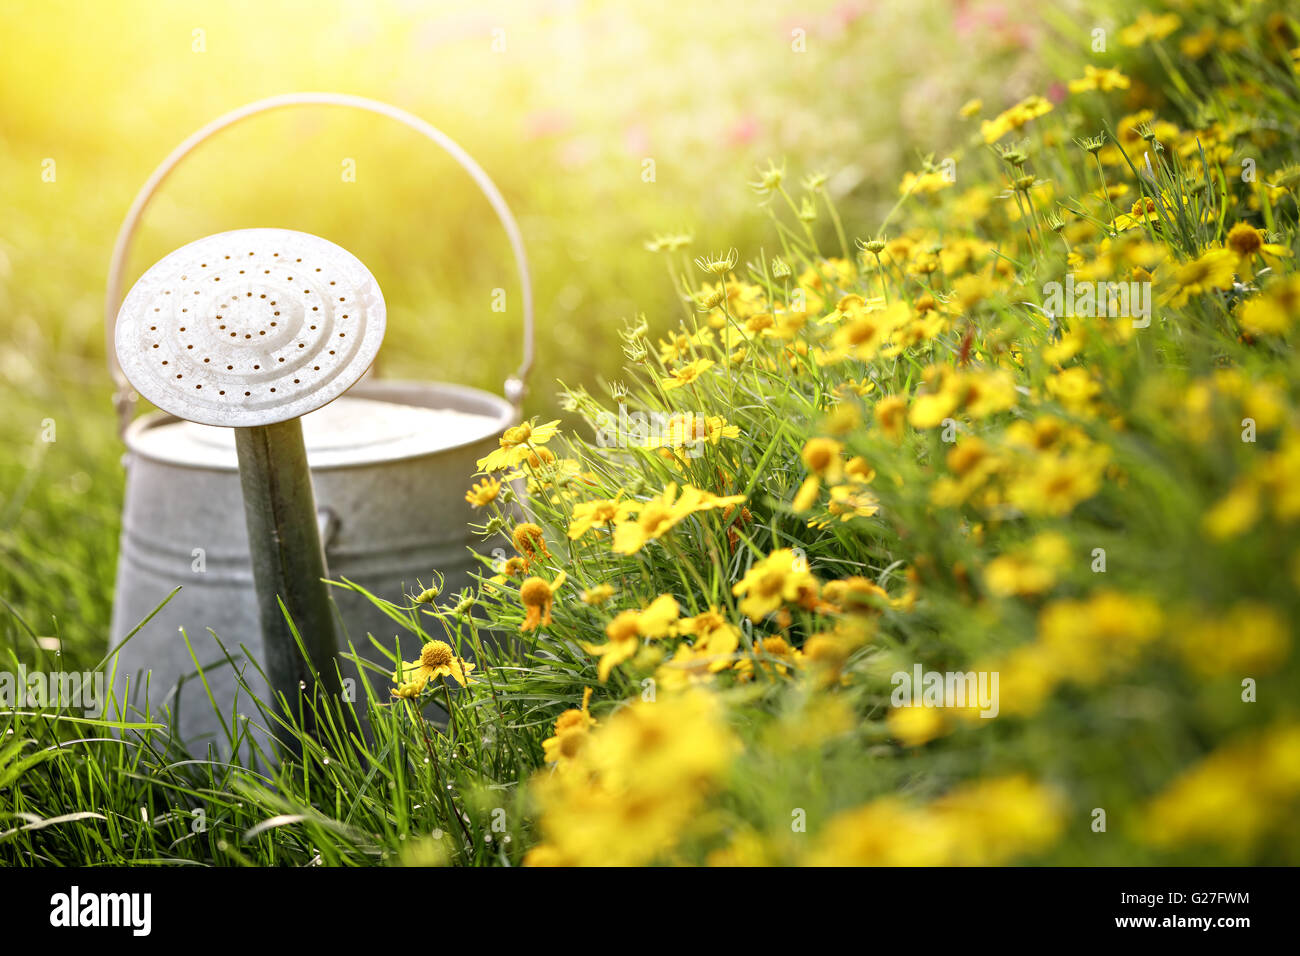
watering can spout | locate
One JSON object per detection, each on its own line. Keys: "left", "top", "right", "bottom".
{"left": 234, "top": 419, "right": 341, "bottom": 711}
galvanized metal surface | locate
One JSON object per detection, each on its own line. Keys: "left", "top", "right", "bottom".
{"left": 109, "top": 382, "right": 514, "bottom": 757}
{"left": 130, "top": 395, "right": 499, "bottom": 469}
{"left": 234, "top": 418, "right": 341, "bottom": 720}
{"left": 114, "top": 228, "right": 386, "bottom": 429}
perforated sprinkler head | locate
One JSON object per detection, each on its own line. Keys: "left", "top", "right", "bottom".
{"left": 114, "top": 228, "right": 385, "bottom": 427}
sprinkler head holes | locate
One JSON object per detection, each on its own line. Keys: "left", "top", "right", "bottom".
{"left": 114, "top": 228, "right": 386, "bottom": 428}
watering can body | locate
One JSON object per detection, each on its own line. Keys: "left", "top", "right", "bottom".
{"left": 104, "top": 94, "right": 534, "bottom": 755}
{"left": 110, "top": 381, "right": 513, "bottom": 753}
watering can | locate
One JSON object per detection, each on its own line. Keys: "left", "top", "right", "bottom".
{"left": 104, "top": 93, "right": 534, "bottom": 755}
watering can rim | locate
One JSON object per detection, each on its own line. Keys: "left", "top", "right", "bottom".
{"left": 122, "top": 379, "right": 516, "bottom": 473}
{"left": 105, "top": 92, "right": 535, "bottom": 439}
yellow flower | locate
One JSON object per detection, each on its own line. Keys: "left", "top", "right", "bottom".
{"left": 732, "top": 548, "right": 819, "bottom": 621}
{"left": 476, "top": 418, "right": 561, "bottom": 472}
{"left": 707, "top": 830, "right": 774, "bottom": 867}
{"left": 1203, "top": 480, "right": 1260, "bottom": 539}
{"left": 981, "top": 95, "right": 1053, "bottom": 144}
{"left": 792, "top": 475, "right": 821, "bottom": 513}
{"left": 580, "top": 583, "right": 615, "bottom": 605}
{"left": 982, "top": 643, "right": 1060, "bottom": 717}
{"left": 1046, "top": 366, "right": 1101, "bottom": 414}
{"left": 1225, "top": 222, "right": 1291, "bottom": 278}
{"left": 800, "top": 437, "right": 844, "bottom": 480}
{"left": 888, "top": 704, "right": 948, "bottom": 747}
{"left": 392, "top": 640, "right": 475, "bottom": 697}
{"left": 1111, "top": 195, "right": 1160, "bottom": 233}
{"left": 874, "top": 394, "right": 908, "bottom": 441}
{"left": 820, "top": 576, "right": 889, "bottom": 613}
{"left": 1037, "top": 590, "right": 1164, "bottom": 683}
{"left": 959, "top": 98, "right": 983, "bottom": 118}
{"left": 657, "top": 327, "right": 714, "bottom": 363}
{"left": 826, "top": 301, "right": 909, "bottom": 362}
{"left": 542, "top": 688, "right": 596, "bottom": 765}
{"left": 802, "top": 628, "right": 864, "bottom": 685}
{"left": 952, "top": 272, "right": 999, "bottom": 310}
{"left": 1239, "top": 275, "right": 1300, "bottom": 336}
{"left": 582, "top": 594, "right": 679, "bottom": 681}
{"left": 1068, "top": 64, "right": 1131, "bottom": 94}
{"left": 845, "top": 455, "right": 876, "bottom": 483}
{"left": 519, "top": 571, "right": 566, "bottom": 632}
{"left": 610, "top": 484, "right": 745, "bottom": 555}
{"left": 669, "top": 607, "right": 742, "bottom": 677}
{"left": 1180, "top": 26, "right": 1216, "bottom": 58}
{"left": 526, "top": 691, "right": 735, "bottom": 866}
{"left": 652, "top": 413, "right": 739, "bottom": 449}
{"left": 1162, "top": 249, "right": 1237, "bottom": 307}
{"left": 1142, "top": 724, "right": 1300, "bottom": 851}
{"left": 899, "top": 169, "right": 951, "bottom": 196}
{"left": 484, "top": 555, "right": 529, "bottom": 592}
{"left": 815, "top": 484, "right": 881, "bottom": 525}
{"left": 567, "top": 496, "right": 634, "bottom": 540}
{"left": 983, "top": 532, "right": 1071, "bottom": 597}
{"left": 520, "top": 844, "right": 572, "bottom": 867}
{"left": 1171, "top": 603, "right": 1290, "bottom": 677}
{"left": 661, "top": 357, "right": 715, "bottom": 389}
{"left": 734, "top": 635, "right": 805, "bottom": 681}
{"left": 910, "top": 368, "right": 1017, "bottom": 428}
{"left": 656, "top": 615, "right": 741, "bottom": 689}
{"left": 512, "top": 522, "right": 550, "bottom": 565}
{"left": 464, "top": 477, "right": 502, "bottom": 508}
{"left": 807, "top": 775, "right": 1063, "bottom": 865}
{"left": 1006, "top": 448, "right": 1108, "bottom": 517}
{"left": 1119, "top": 11, "right": 1181, "bottom": 47}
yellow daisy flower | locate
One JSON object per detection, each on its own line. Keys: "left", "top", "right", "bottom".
{"left": 1162, "top": 248, "right": 1237, "bottom": 307}
{"left": 464, "top": 477, "right": 502, "bottom": 508}
{"left": 661, "top": 357, "right": 715, "bottom": 390}
{"left": 582, "top": 594, "right": 679, "bottom": 681}
{"left": 475, "top": 418, "right": 561, "bottom": 472}
{"left": 392, "top": 640, "right": 476, "bottom": 697}
{"left": 519, "top": 571, "right": 566, "bottom": 632}
{"left": 732, "top": 548, "right": 819, "bottom": 621}
{"left": 1068, "top": 65, "right": 1131, "bottom": 94}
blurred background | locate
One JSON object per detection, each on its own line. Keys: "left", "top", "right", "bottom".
{"left": 0, "top": 0, "right": 1048, "bottom": 656}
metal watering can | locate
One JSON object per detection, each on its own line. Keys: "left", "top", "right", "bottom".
{"left": 105, "top": 93, "right": 533, "bottom": 754}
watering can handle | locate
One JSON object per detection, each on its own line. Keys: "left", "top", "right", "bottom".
{"left": 104, "top": 92, "right": 535, "bottom": 437}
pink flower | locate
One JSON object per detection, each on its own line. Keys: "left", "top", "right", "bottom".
{"left": 727, "top": 115, "right": 759, "bottom": 147}
{"left": 624, "top": 122, "right": 651, "bottom": 155}
{"left": 524, "top": 109, "right": 573, "bottom": 140}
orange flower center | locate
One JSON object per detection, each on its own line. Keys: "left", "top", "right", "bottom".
{"left": 420, "top": 641, "right": 453, "bottom": 669}
{"left": 1228, "top": 224, "right": 1263, "bottom": 257}
{"left": 520, "top": 577, "right": 553, "bottom": 607}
